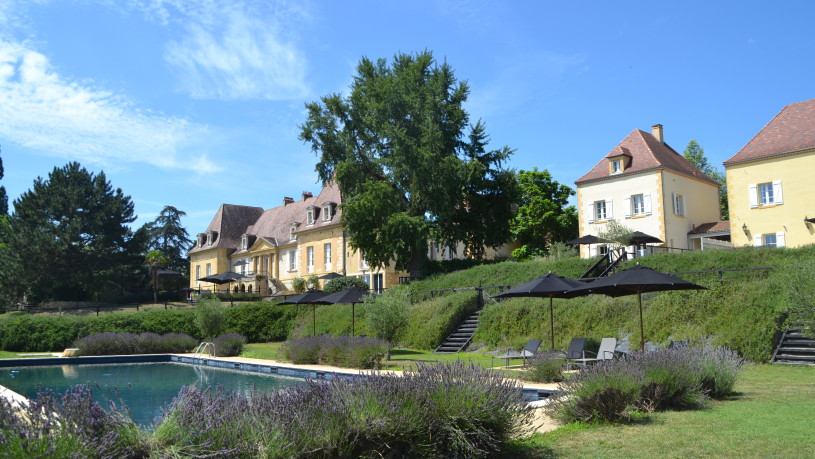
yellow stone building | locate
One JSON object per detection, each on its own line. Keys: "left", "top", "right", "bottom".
{"left": 575, "top": 124, "right": 724, "bottom": 258}
{"left": 724, "top": 98, "right": 815, "bottom": 248}
{"left": 189, "top": 182, "right": 402, "bottom": 294}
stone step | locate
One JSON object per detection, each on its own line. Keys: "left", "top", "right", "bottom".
{"left": 774, "top": 353, "right": 815, "bottom": 361}
{"left": 777, "top": 346, "right": 815, "bottom": 353}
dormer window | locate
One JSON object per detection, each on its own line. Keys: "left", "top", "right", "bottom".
{"left": 197, "top": 234, "right": 204, "bottom": 247}
{"left": 289, "top": 223, "right": 298, "bottom": 241}
{"left": 611, "top": 159, "right": 623, "bottom": 174}
{"left": 306, "top": 206, "right": 316, "bottom": 225}
{"left": 206, "top": 231, "right": 214, "bottom": 245}
{"left": 322, "top": 201, "right": 336, "bottom": 221}
{"left": 241, "top": 234, "right": 248, "bottom": 250}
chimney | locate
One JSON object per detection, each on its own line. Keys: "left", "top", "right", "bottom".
{"left": 302, "top": 191, "right": 313, "bottom": 201}
{"left": 283, "top": 196, "right": 294, "bottom": 206}
{"left": 651, "top": 124, "right": 664, "bottom": 143}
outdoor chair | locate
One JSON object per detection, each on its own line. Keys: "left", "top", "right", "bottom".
{"left": 491, "top": 339, "right": 542, "bottom": 368}
{"left": 668, "top": 340, "right": 688, "bottom": 350}
{"left": 567, "top": 337, "right": 617, "bottom": 369}
{"left": 564, "top": 337, "right": 588, "bottom": 370}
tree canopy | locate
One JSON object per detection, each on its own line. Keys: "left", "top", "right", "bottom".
{"left": 684, "top": 140, "right": 728, "bottom": 219}
{"left": 10, "top": 162, "right": 147, "bottom": 302}
{"left": 299, "top": 51, "right": 518, "bottom": 276}
{"left": 0, "top": 148, "right": 7, "bottom": 215}
{"left": 142, "top": 205, "right": 192, "bottom": 277}
{"left": 510, "top": 168, "right": 577, "bottom": 259}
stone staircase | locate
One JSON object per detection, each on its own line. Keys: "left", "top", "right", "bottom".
{"left": 772, "top": 327, "right": 815, "bottom": 365}
{"left": 435, "top": 310, "right": 481, "bottom": 353}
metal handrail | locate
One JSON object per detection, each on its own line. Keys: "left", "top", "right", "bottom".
{"left": 192, "top": 342, "right": 214, "bottom": 363}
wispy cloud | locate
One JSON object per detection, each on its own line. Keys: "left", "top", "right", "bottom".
{"left": 0, "top": 39, "right": 220, "bottom": 172}
{"left": 142, "top": 0, "right": 311, "bottom": 100}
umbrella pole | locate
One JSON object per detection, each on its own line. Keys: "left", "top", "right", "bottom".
{"left": 313, "top": 304, "right": 316, "bottom": 336}
{"left": 351, "top": 303, "right": 355, "bottom": 337}
{"left": 638, "top": 291, "right": 645, "bottom": 352}
{"left": 549, "top": 296, "right": 555, "bottom": 351}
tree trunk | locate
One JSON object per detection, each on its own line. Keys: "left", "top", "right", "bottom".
{"left": 408, "top": 248, "right": 423, "bottom": 279}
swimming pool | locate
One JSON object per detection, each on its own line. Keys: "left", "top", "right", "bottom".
{"left": 0, "top": 362, "right": 308, "bottom": 426}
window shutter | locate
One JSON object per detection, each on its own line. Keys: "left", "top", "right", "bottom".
{"left": 588, "top": 203, "right": 595, "bottom": 224}
{"left": 748, "top": 184, "right": 758, "bottom": 208}
{"left": 624, "top": 196, "right": 631, "bottom": 218}
{"left": 682, "top": 195, "right": 687, "bottom": 217}
{"left": 776, "top": 232, "right": 786, "bottom": 248}
{"left": 644, "top": 193, "right": 652, "bottom": 215}
{"left": 589, "top": 244, "right": 597, "bottom": 257}
{"left": 773, "top": 180, "right": 783, "bottom": 204}
{"left": 671, "top": 192, "right": 676, "bottom": 214}
{"left": 753, "top": 235, "right": 762, "bottom": 247}
{"left": 606, "top": 199, "right": 614, "bottom": 220}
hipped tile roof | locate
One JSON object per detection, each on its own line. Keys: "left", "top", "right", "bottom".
{"left": 576, "top": 129, "right": 719, "bottom": 186}
{"left": 688, "top": 220, "right": 730, "bottom": 235}
{"left": 189, "top": 181, "right": 342, "bottom": 255}
{"left": 724, "top": 98, "right": 815, "bottom": 166}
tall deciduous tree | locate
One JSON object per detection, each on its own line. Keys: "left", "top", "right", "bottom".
{"left": 299, "top": 51, "right": 518, "bottom": 276}
{"left": 684, "top": 140, "right": 728, "bottom": 219}
{"left": 10, "top": 162, "right": 146, "bottom": 302}
{"left": 510, "top": 168, "right": 577, "bottom": 259}
{"left": 0, "top": 147, "right": 7, "bottom": 215}
{"left": 142, "top": 205, "right": 192, "bottom": 276}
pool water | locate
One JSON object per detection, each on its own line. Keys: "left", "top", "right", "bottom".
{"left": 0, "top": 362, "right": 308, "bottom": 426}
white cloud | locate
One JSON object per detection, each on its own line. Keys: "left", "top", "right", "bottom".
{"left": 0, "top": 39, "right": 220, "bottom": 172}
{"left": 142, "top": 0, "right": 311, "bottom": 100}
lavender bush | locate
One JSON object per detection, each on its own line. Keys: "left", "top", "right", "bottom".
{"left": 629, "top": 348, "right": 706, "bottom": 411}
{"left": 687, "top": 345, "right": 744, "bottom": 398}
{"left": 212, "top": 333, "right": 247, "bottom": 357}
{"left": 153, "top": 361, "right": 533, "bottom": 457}
{"left": 73, "top": 332, "right": 197, "bottom": 355}
{"left": 282, "top": 335, "right": 389, "bottom": 369}
{"left": 525, "top": 351, "right": 566, "bottom": 383}
{"left": 0, "top": 385, "right": 148, "bottom": 458}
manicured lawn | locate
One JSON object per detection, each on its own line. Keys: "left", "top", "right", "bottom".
{"left": 240, "top": 342, "right": 286, "bottom": 360}
{"left": 0, "top": 350, "right": 56, "bottom": 359}
{"left": 507, "top": 364, "right": 815, "bottom": 458}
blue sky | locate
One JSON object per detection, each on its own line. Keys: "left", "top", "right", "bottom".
{"left": 2, "top": 0, "right": 814, "bottom": 235}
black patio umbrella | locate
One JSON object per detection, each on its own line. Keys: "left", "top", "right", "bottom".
{"left": 629, "top": 231, "right": 663, "bottom": 245}
{"left": 492, "top": 272, "right": 587, "bottom": 350}
{"left": 313, "top": 287, "right": 370, "bottom": 337}
{"left": 199, "top": 271, "right": 248, "bottom": 293}
{"left": 318, "top": 272, "right": 344, "bottom": 280}
{"left": 571, "top": 264, "right": 706, "bottom": 351}
{"left": 565, "top": 235, "right": 610, "bottom": 245}
{"left": 279, "top": 290, "right": 327, "bottom": 336}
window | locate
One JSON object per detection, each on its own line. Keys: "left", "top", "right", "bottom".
{"left": 749, "top": 181, "right": 783, "bottom": 208}
{"left": 322, "top": 202, "right": 335, "bottom": 221}
{"left": 611, "top": 159, "right": 623, "bottom": 174}
{"left": 306, "top": 207, "right": 316, "bottom": 225}
{"left": 307, "top": 246, "right": 314, "bottom": 273}
{"left": 372, "top": 273, "right": 384, "bottom": 293}
{"left": 196, "top": 265, "right": 200, "bottom": 280}
{"left": 288, "top": 249, "right": 297, "bottom": 271}
{"left": 763, "top": 233, "right": 777, "bottom": 247}
{"left": 324, "top": 243, "right": 332, "bottom": 269}
{"left": 360, "top": 254, "right": 369, "bottom": 270}
{"left": 595, "top": 200, "right": 607, "bottom": 221}
{"left": 673, "top": 193, "right": 685, "bottom": 217}
{"left": 206, "top": 232, "right": 212, "bottom": 245}
{"left": 241, "top": 235, "right": 248, "bottom": 250}
{"left": 206, "top": 263, "right": 211, "bottom": 276}
{"left": 289, "top": 224, "right": 297, "bottom": 241}
{"left": 755, "top": 232, "right": 785, "bottom": 248}
{"left": 197, "top": 234, "right": 204, "bottom": 247}
{"left": 632, "top": 194, "right": 645, "bottom": 216}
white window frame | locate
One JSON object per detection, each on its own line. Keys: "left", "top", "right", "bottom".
{"left": 673, "top": 193, "right": 686, "bottom": 217}
{"left": 288, "top": 249, "right": 297, "bottom": 271}
{"left": 306, "top": 207, "right": 316, "bottom": 225}
{"left": 196, "top": 265, "right": 201, "bottom": 280}
{"left": 759, "top": 182, "right": 774, "bottom": 206}
{"left": 611, "top": 159, "right": 623, "bottom": 174}
{"left": 289, "top": 224, "right": 297, "bottom": 241}
{"left": 595, "top": 200, "right": 607, "bottom": 221}
{"left": 206, "top": 263, "right": 211, "bottom": 276}
{"left": 632, "top": 194, "right": 645, "bottom": 216}
{"left": 322, "top": 204, "right": 333, "bottom": 221}
{"left": 307, "top": 246, "right": 314, "bottom": 273}
{"left": 324, "top": 243, "right": 332, "bottom": 270}
{"left": 763, "top": 233, "right": 777, "bottom": 247}
{"left": 206, "top": 232, "right": 213, "bottom": 245}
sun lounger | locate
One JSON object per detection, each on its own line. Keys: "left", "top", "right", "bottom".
{"left": 567, "top": 337, "right": 617, "bottom": 369}
{"left": 492, "top": 339, "right": 542, "bottom": 368}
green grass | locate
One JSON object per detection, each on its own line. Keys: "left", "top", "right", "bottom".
{"left": 508, "top": 364, "right": 815, "bottom": 458}
{"left": 240, "top": 342, "right": 286, "bottom": 360}
{"left": 0, "top": 350, "right": 57, "bottom": 359}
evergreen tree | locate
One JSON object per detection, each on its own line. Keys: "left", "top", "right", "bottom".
{"left": 10, "top": 162, "right": 146, "bottom": 302}
{"left": 684, "top": 140, "right": 728, "bottom": 219}
{"left": 143, "top": 205, "right": 192, "bottom": 276}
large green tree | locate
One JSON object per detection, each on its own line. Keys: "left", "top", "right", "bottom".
{"left": 510, "top": 168, "right": 577, "bottom": 259}
{"left": 10, "top": 162, "right": 146, "bottom": 302}
{"left": 0, "top": 149, "right": 22, "bottom": 310}
{"left": 299, "top": 51, "right": 518, "bottom": 276}
{"left": 142, "top": 205, "right": 192, "bottom": 276}
{"left": 684, "top": 140, "right": 728, "bottom": 219}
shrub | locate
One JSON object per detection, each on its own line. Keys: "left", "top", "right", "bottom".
{"left": 365, "top": 291, "right": 409, "bottom": 343}
{"left": 401, "top": 291, "right": 479, "bottom": 349}
{"left": 629, "top": 349, "right": 707, "bottom": 411}
{"left": 212, "top": 333, "right": 247, "bottom": 357}
{"left": 73, "top": 332, "right": 198, "bottom": 356}
{"left": 525, "top": 351, "right": 565, "bottom": 383}
{"left": 688, "top": 345, "right": 744, "bottom": 398}
{"left": 194, "top": 297, "right": 226, "bottom": 340}
{"left": 547, "top": 359, "right": 644, "bottom": 423}
{"left": 226, "top": 301, "right": 299, "bottom": 342}
{"left": 281, "top": 335, "right": 388, "bottom": 369}
{"left": 154, "top": 361, "right": 533, "bottom": 457}
{"left": 291, "top": 277, "right": 307, "bottom": 293}
{"left": 0, "top": 385, "right": 149, "bottom": 458}
{"left": 323, "top": 275, "right": 369, "bottom": 294}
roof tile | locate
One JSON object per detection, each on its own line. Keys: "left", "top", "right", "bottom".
{"left": 724, "top": 98, "right": 815, "bottom": 165}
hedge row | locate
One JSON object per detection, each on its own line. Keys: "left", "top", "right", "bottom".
{"left": 0, "top": 302, "right": 300, "bottom": 352}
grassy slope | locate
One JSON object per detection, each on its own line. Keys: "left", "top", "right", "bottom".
{"left": 403, "top": 246, "right": 814, "bottom": 361}
{"left": 508, "top": 364, "right": 815, "bottom": 458}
